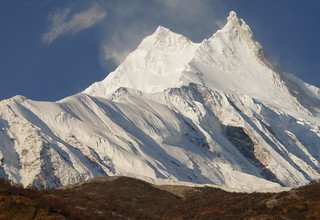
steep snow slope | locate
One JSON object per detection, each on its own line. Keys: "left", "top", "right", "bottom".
{"left": 0, "top": 85, "right": 319, "bottom": 190}
{"left": 0, "top": 11, "right": 319, "bottom": 190}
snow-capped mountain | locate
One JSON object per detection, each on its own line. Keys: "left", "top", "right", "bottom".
{"left": 0, "top": 11, "right": 319, "bottom": 190}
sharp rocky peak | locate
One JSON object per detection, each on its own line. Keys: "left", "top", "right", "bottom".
{"left": 215, "top": 11, "right": 269, "bottom": 67}
{"left": 219, "top": 11, "right": 253, "bottom": 38}
{"left": 227, "top": 11, "right": 241, "bottom": 24}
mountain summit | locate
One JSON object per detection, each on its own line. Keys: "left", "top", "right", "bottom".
{"left": 0, "top": 11, "right": 319, "bottom": 190}
{"left": 84, "top": 11, "right": 319, "bottom": 115}
{"left": 84, "top": 10, "right": 263, "bottom": 96}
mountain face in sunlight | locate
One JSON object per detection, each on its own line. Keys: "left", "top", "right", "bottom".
{"left": 0, "top": 11, "right": 319, "bottom": 191}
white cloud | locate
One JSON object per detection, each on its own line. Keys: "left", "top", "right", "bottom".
{"left": 103, "top": 48, "right": 131, "bottom": 66}
{"left": 42, "top": 4, "right": 107, "bottom": 44}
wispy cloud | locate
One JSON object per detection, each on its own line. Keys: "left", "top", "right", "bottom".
{"left": 42, "top": 4, "right": 107, "bottom": 44}
{"left": 100, "top": 22, "right": 152, "bottom": 66}
{"left": 42, "top": 1, "right": 224, "bottom": 67}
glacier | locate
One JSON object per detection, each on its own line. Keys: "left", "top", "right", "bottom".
{"left": 0, "top": 11, "right": 319, "bottom": 191}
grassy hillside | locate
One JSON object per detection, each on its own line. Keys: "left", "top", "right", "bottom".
{"left": 0, "top": 176, "right": 319, "bottom": 219}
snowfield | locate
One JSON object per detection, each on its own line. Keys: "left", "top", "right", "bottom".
{"left": 0, "top": 11, "right": 319, "bottom": 191}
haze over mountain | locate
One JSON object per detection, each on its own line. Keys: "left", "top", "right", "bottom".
{"left": 0, "top": 12, "right": 319, "bottom": 191}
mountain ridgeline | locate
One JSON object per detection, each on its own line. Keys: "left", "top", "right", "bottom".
{"left": 0, "top": 11, "right": 319, "bottom": 190}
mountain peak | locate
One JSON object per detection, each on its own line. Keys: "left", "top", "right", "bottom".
{"left": 2, "top": 11, "right": 320, "bottom": 191}
{"left": 84, "top": 11, "right": 297, "bottom": 110}
{"left": 84, "top": 11, "right": 273, "bottom": 99}
{"left": 227, "top": 10, "right": 238, "bottom": 22}
{"left": 150, "top": 26, "right": 177, "bottom": 40}
{"left": 149, "top": 26, "right": 194, "bottom": 47}
{"left": 225, "top": 10, "right": 245, "bottom": 31}
{"left": 155, "top": 25, "right": 170, "bottom": 34}
{"left": 216, "top": 10, "right": 269, "bottom": 67}
{"left": 137, "top": 25, "right": 194, "bottom": 52}
{"left": 222, "top": 11, "right": 249, "bottom": 34}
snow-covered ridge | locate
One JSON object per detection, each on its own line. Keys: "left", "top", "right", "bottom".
{"left": 1, "top": 84, "right": 319, "bottom": 190}
{"left": 0, "top": 11, "right": 319, "bottom": 191}
{"left": 84, "top": 11, "right": 320, "bottom": 117}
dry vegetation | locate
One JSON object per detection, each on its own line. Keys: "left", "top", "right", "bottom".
{"left": 0, "top": 177, "right": 319, "bottom": 219}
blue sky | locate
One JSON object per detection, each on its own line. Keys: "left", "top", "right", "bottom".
{"left": 1, "top": 1, "right": 320, "bottom": 101}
